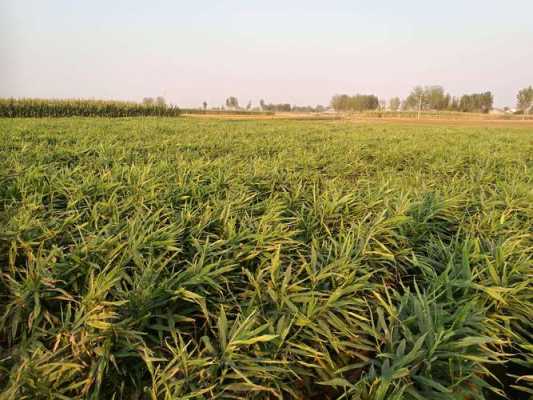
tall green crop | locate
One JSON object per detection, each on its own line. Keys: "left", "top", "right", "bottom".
{"left": 0, "top": 98, "right": 181, "bottom": 117}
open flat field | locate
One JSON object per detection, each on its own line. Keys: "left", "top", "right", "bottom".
{"left": 0, "top": 117, "right": 532, "bottom": 399}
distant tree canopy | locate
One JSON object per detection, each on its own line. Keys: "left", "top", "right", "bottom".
{"left": 256, "top": 101, "right": 325, "bottom": 113}
{"left": 404, "top": 86, "right": 451, "bottom": 111}
{"left": 155, "top": 96, "right": 166, "bottom": 107}
{"left": 458, "top": 92, "right": 493, "bottom": 113}
{"left": 401, "top": 86, "right": 493, "bottom": 113}
{"left": 389, "top": 97, "right": 401, "bottom": 111}
{"left": 330, "top": 94, "right": 379, "bottom": 112}
{"left": 517, "top": 86, "right": 533, "bottom": 113}
{"left": 291, "top": 105, "right": 326, "bottom": 113}
{"left": 259, "top": 100, "right": 291, "bottom": 112}
{"left": 143, "top": 97, "right": 167, "bottom": 108}
{"left": 225, "top": 96, "right": 239, "bottom": 109}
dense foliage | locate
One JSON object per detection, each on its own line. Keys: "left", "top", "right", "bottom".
{"left": 403, "top": 86, "right": 450, "bottom": 111}
{"left": 0, "top": 117, "right": 532, "bottom": 399}
{"left": 517, "top": 86, "right": 533, "bottom": 113}
{"left": 290, "top": 105, "right": 326, "bottom": 113}
{"left": 402, "top": 87, "right": 494, "bottom": 114}
{"left": 0, "top": 98, "right": 181, "bottom": 118}
{"left": 256, "top": 100, "right": 293, "bottom": 112}
{"left": 458, "top": 92, "right": 494, "bottom": 114}
{"left": 331, "top": 94, "right": 380, "bottom": 112}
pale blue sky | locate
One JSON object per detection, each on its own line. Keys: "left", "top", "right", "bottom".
{"left": 1, "top": 0, "right": 532, "bottom": 108}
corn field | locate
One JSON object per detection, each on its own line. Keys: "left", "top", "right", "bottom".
{"left": 0, "top": 117, "right": 532, "bottom": 399}
{"left": 0, "top": 98, "right": 181, "bottom": 118}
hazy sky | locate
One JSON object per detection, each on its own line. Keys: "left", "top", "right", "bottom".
{"left": 1, "top": 0, "right": 532, "bottom": 108}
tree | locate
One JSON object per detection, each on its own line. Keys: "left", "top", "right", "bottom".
{"left": 426, "top": 87, "right": 450, "bottom": 110}
{"left": 448, "top": 97, "right": 460, "bottom": 111}
{"left": 291, "top": 104, "right": 326, "bottom": 113}
{"left": 142, "top": 97, "right": 155, "bottom": 106}
{"left": 404, "top": 86, "right": 425, "bottom": 110}
{"left": 260, "top": 101, "right": 291, "bottom": 112}
{"left": 404, "top": 86, "right": 450, "bottom": 111}
{"left": 246, "top": 101, "right": 252, "bottom": 110}
{"left": 517, "top": 86, "right": 533, "bottom": 114}
{"left": 259, "top": 99, "right": 265, "bottom": 110}
{"left": 155, "top": 96, "right": 166, "bottom": 107}
{"left": 330, "top": 95, "right": 350, "bottom": 111}
{"left": 202, "top": 101, "right": 207, "bottom": 110}
{"left": 225, "top": 97, "right": 239, "bottom": 109}
{"left": 330, "top": 94, "right": 379, "bottom": 112}
{"left": 459, "top": 92, "right": 493, "bottom": 113}
{"left": 389, "top": 97, "right": 401, "bottom": 111}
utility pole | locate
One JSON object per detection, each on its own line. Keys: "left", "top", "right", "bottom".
{"left": 417, "top": 93, "right": 423, "bottom": 120}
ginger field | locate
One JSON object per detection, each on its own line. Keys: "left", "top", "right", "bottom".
{"left": 0, "top": 117, "right": 532, "bottom": 399}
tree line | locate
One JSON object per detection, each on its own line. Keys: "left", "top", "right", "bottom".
{"left": 3, "top": 86, "right": 531, "bottom": 118}
{"left": 401, "top": 86, "right": 493, "bottom": 113}
{"left": 330, "top": 86, "right": 533, "bottom": 114}
{"left": 330, "top": 94, "right": 379, "bottom": 112}
{"left": 217, "top": 97, "right": 325, "bottom": 113}
{"left": 218, "top": 86, "right": 533, "bottom": 115}
{"left": 171, "top": 87, "right": 533, "bottom": 115}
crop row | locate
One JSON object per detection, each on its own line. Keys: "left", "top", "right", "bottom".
{"left": 0, "top": 118, "right": 532, "bottom": 399}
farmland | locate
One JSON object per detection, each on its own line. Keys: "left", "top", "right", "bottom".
{"left": 0, "top": 117, "right": 532, "bottom": 399}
